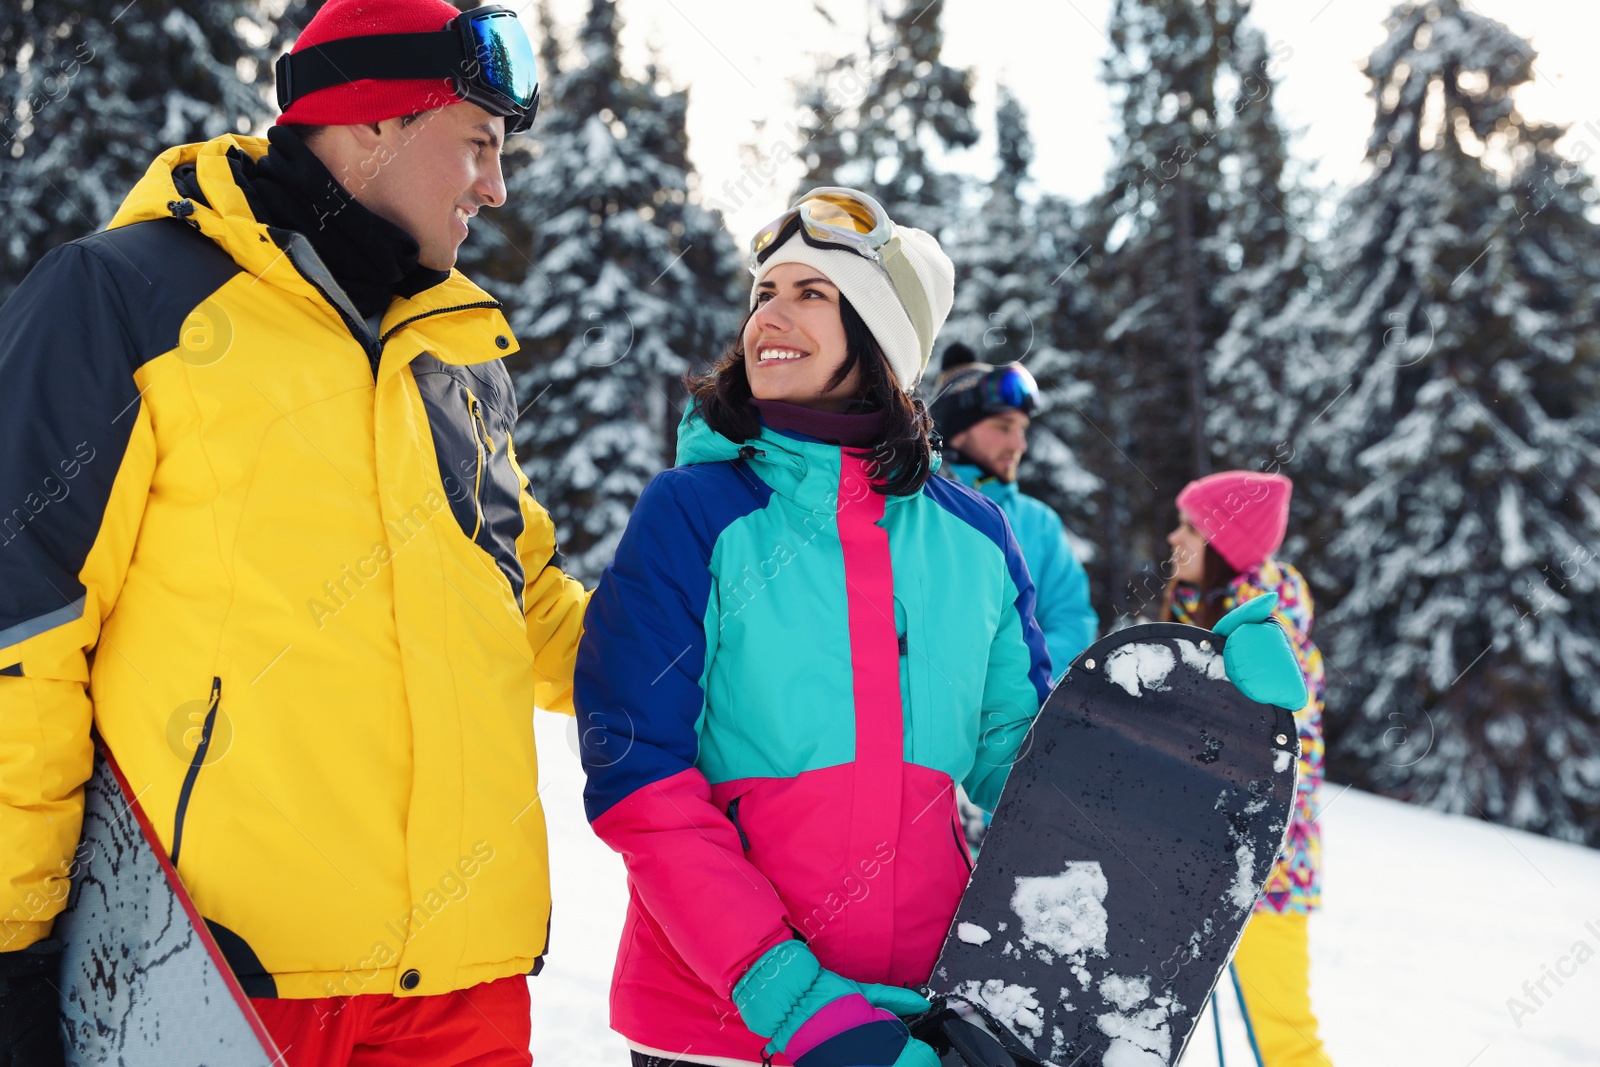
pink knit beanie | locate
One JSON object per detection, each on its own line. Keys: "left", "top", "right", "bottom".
{"left": 1176, "top": 471, "right": 1293, "bottom": 572}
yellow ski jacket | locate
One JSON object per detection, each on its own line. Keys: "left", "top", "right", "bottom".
{"left": 0, "top": 135, "right": 587, "bottom": 1000}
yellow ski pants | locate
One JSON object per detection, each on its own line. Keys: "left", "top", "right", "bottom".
{"left": 1231, "top": 911, "right": 1334, "bottom": 1067}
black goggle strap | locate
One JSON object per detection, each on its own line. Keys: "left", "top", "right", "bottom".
{"left": 276, "top": 31, "right": 488, "bottom": 113}
{"left": 877, "top": 234, "right": 935, "bottom": 370}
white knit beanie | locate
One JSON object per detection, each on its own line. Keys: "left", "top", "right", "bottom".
{"left": 748, "top": 225, "right": 955, "bottom": 392}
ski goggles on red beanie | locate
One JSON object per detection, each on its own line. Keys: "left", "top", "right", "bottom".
{"left": 276, "top": 2, "right": 539, "bottom": 133}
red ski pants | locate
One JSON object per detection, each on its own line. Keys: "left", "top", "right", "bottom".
{"left": 251, "top": 974, "right": 533, "bottom": 1067}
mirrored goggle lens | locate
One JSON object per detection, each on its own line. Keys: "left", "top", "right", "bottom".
{"left": 798, "top": 194, "right": 880, "bottom": 236}
{"left": 991, "top": 364, "right": 1039, "bottom": 410}
{"left": 750, "top": 191, "right": 886, "bottom": 270}
{"left": 751, "top": 215, "right": 791, "bottom": 258}
{"left": 468, "top": 11, "right": 538, "bottom": 109}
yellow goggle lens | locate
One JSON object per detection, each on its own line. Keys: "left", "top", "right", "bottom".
{"left": 799, "top": 195, "right": 879, "bottom": 234}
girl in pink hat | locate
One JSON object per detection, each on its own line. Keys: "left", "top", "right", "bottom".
{"left": 1163, "top": 471, "right": 1334, "bottom": 1067}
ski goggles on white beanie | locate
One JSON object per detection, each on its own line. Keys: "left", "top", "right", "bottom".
{"left": 748, "top": 188, "right": 955, "bottom": 391}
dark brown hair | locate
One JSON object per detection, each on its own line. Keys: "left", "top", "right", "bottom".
{"left": 686, "top": 271, "right": 936, "bottom": 497}
{"left": 1161, "top": 542, "right": 1239, "bottom": 629}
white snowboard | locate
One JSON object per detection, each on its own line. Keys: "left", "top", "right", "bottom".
{"left": 55, "top": 744, "right": 279, "bottom": 1065}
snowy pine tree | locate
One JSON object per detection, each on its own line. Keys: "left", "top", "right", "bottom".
{"left": 495, "top": 0, "right": 741, "bottom": 582}
{"left": 1066, "top": 0, "right": 1300, "bottom": 617}
{"left": 942, "top": 86, "right": 1099, "bottom": 554}
{"left": 1043, "top": 191, "right": 1153, "bottom": 618}
{"left": 1293, "top": 0, "right": 1600, "bottom": 844}
{"left": 0, "top": 0, "right": 276, "bottom": 300}
{"left": 788, "top": 50, "right": 861, "bottom": 205}
{"left": 1205, "top": 24, "right": 1318, "bottom": 474}
{"left": 943, "top": 86, "right": 1045, "bottom": 363}
{"left": 1096, "top": 0, "right": 1240, "bottom": 483}
{"left": 792, "top": 0, "right": 976, "bottom": 238}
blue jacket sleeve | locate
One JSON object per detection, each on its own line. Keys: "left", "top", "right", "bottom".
{"left": 573, "top": 467, "right": 794, "bottom": 997}
{"left": 574, "top": 469, "right": 719, "bottom": 822}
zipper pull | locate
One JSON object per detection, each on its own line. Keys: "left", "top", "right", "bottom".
{"left": 467, "top": 393, "right": 497, "bottom": 454}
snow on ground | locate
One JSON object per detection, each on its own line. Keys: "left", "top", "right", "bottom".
{"left": 1182, "top": 785, "right": 1600, "bottom": 1067}
{"left": 527, "top": 712, "right": 630, "bottom": 1064}
{"left": 530, "top": 711, "right": 1600, "bottom": 1067}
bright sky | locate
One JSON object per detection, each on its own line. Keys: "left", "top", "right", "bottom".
{"left": 534, "top": 0, "right": 1600, "bottom": 242}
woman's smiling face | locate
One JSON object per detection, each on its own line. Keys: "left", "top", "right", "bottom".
{"left": 743, "top": 262, "right": 861, "bottom": 412}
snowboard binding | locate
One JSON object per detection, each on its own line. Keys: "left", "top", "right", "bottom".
{"left": 908, "top": 995, "right": 1050, "bottom": 1067}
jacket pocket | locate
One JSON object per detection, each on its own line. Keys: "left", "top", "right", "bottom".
{"left": 951, "top": 806, "right": 975, "bottom": 874}
{"left": 726, "top": 796, "right": 751, "bottom": 852}
{"left": 171, "top": 676, "right": 222, "bottom": 867}
{"left": 894, "top": 580, "right": 935, "bottom": 763}
{"left": 412, "top": 357, "right": 528, "bottom": 605}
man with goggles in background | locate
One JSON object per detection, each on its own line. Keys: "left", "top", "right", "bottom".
{"left": 930, "top": 346, "right": 1098, "bottom": 683}
{"left": 0, "top": 1, "right": 581, "bottom": 1064}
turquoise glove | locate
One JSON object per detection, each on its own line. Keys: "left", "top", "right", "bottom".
{"left": 731, "top": 940, "right": 934, "bottom": 1061}
{"left": 891, "top": 1038, "right": 941, "bottom": 1066}
{"left": 1213, "top": 593, "right": 1309, "bottom": 711}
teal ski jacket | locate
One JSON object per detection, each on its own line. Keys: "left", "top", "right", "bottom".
{"left": 574, "top": 413, "right": 1051, "bottom": 1064}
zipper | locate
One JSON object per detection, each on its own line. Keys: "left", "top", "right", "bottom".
{"left": 275, "top": 229, "right": 501, "bottom": 376}
{"left": 727, "top": 797, "right": 751, "bottom": 851}
{"left": 277, "top": 232, "right": 383, "bottom": 374}
{"left": 465, "top": 389, "right": 496, "bottom": 540}
{"left": 171, "top": 676, "right": 222, "bottom": 867}
{"left": 466, "top": 389, "right": 497, "bottom": 540}
{"left": 951, "top": 810, "right": 975, "bottom": 873}
{"left": 466, "top": 391, "right": 498, "bottom": 455}
{"left": 378, "top": 301, "right": 501, "bottom": 347}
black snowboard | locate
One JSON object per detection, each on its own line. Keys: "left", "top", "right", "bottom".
{"left": 55, "top": 742, "right": 280, "bottom": 1065}
{"left": 917, "top": 623, "right": 1298, "bottom": 1067}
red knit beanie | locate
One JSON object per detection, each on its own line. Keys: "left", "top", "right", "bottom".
{"left": 277, "top": 0, "right": 466, "bottom": 126}
{"left": 1176, "top": 471, "right": 1293, "bottom": 573}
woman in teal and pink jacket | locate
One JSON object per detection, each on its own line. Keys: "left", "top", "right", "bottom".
{"left": 574, "top": 191, "right": 1050, "bottom": 1067}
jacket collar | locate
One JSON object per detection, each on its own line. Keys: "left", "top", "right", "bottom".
{"left": 244, "top": 125, "right": 447, "bottom": 321}
{"left": 108, "top": 136, "right": 517, "bottom": 375}
{"left": 675, "top": 410, "right": 934, "bottom": 514}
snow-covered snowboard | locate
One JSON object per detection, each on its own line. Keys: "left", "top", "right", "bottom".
{"left": 55, "top": 742, "right": 280, "bottom": 1065}
{"left": 915, "top": 622, "right": 1299, "bottom": 1067}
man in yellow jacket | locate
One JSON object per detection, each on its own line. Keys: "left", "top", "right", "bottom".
{"left": 0, "top": 1, "right": 585, "bottom": 1062}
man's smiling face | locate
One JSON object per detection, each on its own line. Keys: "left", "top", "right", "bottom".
{"left": 330, "top": 101, "right": 508, "bottom": 270}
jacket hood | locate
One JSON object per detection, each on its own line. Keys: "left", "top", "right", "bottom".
{"left": 107, "top": 135, "right": 500, "bottom": 321}
{"left": 111, "top": 136, "right": 288, "bottom": 281}
{"left": 676, "top": 408, "right": 817, "bottom": 506}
